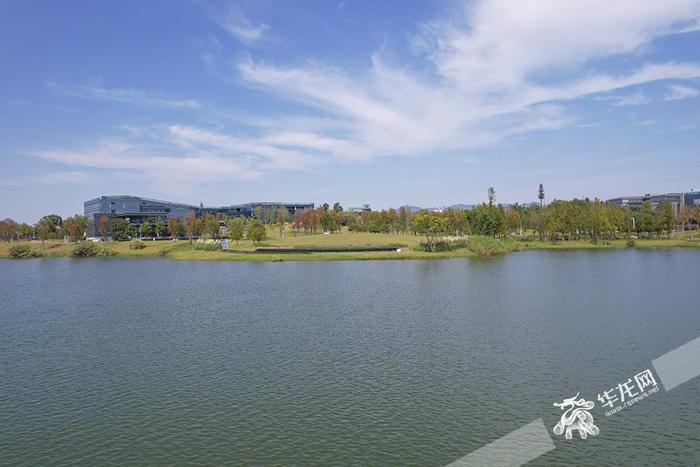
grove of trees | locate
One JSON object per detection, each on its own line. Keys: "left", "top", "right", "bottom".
{"left": 3, "top": 193, "right": 700, "bottom": 247}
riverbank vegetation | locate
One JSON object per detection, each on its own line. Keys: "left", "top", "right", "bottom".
{"left": 2, "top": 188, "right": 700, "bottom": 261}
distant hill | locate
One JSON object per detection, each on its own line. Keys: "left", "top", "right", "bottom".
{"left": 448, "top": 204, "right": 473, "bottom": 210}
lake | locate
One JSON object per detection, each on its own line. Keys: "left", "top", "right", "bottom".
{"left": 1, "top": 250, "right": 699, "bottom": 465}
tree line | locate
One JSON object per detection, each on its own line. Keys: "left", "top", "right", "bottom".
{"left": 2, "top": 190, "right": 699, "bottom": 245}
{"left": 0, "top": 214, "right": 90, "bottom": 243}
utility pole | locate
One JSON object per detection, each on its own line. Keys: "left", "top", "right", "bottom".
{"left": 538, "top": 184, "right": 545, "bottom": 207}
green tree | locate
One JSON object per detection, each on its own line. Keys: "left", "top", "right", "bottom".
{"left": 110, "top": 218, "right": 131, "bottom": 241}
{"left": 37, "top": 214, "right": 63, "bottom": 239}
{"left": 656, "top": 202, "right": 676, "bottom": 238}
{"left": 333, "top": 202, "right": 343, "bottom": 213}
{"left": 140, "top": 220, "right": 152, "bottom": 239}
{"left": 155, "top": 218, "right": 167, "bottom": 238}
{"left": 319, "top": 211, "right": 339, "bottom": 233}
{"left": 636, "top": 201, "right": 655, "bottom": 238}
{"left": 398, "top": 206, "right": 411, "bottom": 233}
{"left": 193, "top": 217, "right": 204, "bottom": 238}
{"left": 227, "top": 217, "right": 246, "bottom": 245}
{"left": 202, "top": 213, "right": 220, "bottom": 239}
{"left": 470, "top": 204, "right": 506, "bottom": 237}
{"left": 246, "top": 219, "right": 267, "bottom": 244}
{"left": 589, "top": 201, "right": 610, "bottom": 244}
{"left": 411, "top": 213, "right": 449, "bottom": 251}
{"left": 505, "top": 206, "right": 521, "bottom": 235}
{"left": 18, "top": 223, "right": 33, "bottom": 240}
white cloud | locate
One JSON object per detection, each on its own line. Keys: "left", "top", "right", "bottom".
{"left": 215, "top": 8, "right": 268, "bottom": 44}
{"left": 32, "top": 138, "right": 258, "bottom": 179}
{"left": 30, "top": 0, "right": 700, "bottom": 190}
{"left": 638, "top": 119, "right": 659, "bottom": 126}
{"left": 235, "top": 1, "right": 700, "bottom": 161}
{"left": 27, "top": 123, "right": 326, "bottom": 191}
{"left": 664, "top": 84, "right": 699, "bottom": 100}
{"left": 595, "top": 92, "right": 651, "bottom": 106}
{"left": 47, "top": 82, "right": 201, "bottom": 109}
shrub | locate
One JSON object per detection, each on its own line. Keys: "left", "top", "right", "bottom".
{"left": 129, "top": 240, "right": 146, "bottom": 250}
{"left": 9, "top": 244, "right": 42, "bottom": 259}
{"left": 73, "top": 243, "right": 118, "bottom": 257}
{"left": 626, "top": 239, "right": 636, "bottom": 248}
{"left": 157, "top": 246, "right": 170, "bottom": 256}
{"left": 96, "top": 246, "right": 117, "bottom": 257}
{"left": 72, "top": 243, "right": 99, "bottom": 257}
{"left": 466, "top": 236, "right": 521, "bottom": 256}
{"left": 416, "top": 239, "right": 468, "bottom": 252}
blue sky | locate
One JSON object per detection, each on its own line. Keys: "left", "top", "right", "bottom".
{"left": 1, "top": 0, "right": 700, "bottom": 222}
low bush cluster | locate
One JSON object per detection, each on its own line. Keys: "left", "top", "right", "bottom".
{"left": 194, "top": 241, "right": 221, "bottom": 251}
{"left": 72, "top": 243, "right": 118, "bottom": 257}
{"left": 466, "top": 236, "right": 521, "bottom": 256}
{"left": 416, "top": 236, "right": 521, "bottom": 256}
{"left": 72, "top": 243, "right": 99, "bottom": 257}
{"left": 9, "top": 244, "right": 42, "bottom": 259}
{"left": 129, "top": 240, "right": 146, "bottom": 250}
{"left": 97, "top": 246, "right": 118, "bottom": 257}
{"left": 416, "top": 239, "right": 468, "bottom": 252}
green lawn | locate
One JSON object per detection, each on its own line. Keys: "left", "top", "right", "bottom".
{"left": 2, "top": 227, "right": 700, "bottom": 261}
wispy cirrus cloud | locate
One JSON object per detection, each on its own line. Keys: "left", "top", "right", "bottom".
{"left": 234, "top": 0, "right": 700, "bottom": 161}
{"left": 211, "top": 4, "right": 268, "bottom": 44}
{"left": 46, "top": 81, "right": 202, "bottom": 109}
{"left": 595, "top": 92, "right": 651, "bottom": 106}
{"left": 30, "top": 0, "right": 700, "bottom": 193}
{"left": 664, "top": 84, "right": 699, "bottom": 101}
{"left": 27, "top": 123, "right": 324, "bottom": 194}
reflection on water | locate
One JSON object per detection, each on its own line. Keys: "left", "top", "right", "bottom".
{"left": 1, "top": 250, "right": 699, "bottom": 465}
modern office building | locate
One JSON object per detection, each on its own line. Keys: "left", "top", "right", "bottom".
{"left": 608, "top": 191, "right": 700, "bottom": 215}
{"left": 84, "top": 195, "right": 313, "bottom": 237}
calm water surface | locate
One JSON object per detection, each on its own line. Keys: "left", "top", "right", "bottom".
{"left": 1, "top": 250, "right": 699, "bottom": 466}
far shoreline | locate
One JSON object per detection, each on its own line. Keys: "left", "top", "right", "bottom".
{"left": 2, "top": 236, "right": 700, "bottom": 262}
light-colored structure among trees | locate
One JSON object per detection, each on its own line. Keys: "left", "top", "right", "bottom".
{"left": 84, "top": 195, "right": 313, "bottom": 238}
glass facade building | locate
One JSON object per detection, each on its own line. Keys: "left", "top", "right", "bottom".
{"left": 84, "top": 195, "right": 313, "bottom": 238}
{"left": 608, "top": 191, "right": 700, "bottom": 215}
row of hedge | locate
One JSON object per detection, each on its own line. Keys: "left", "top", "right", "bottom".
{"left": 415, "top": 236, "right": 522, "bottom": 256}
{"left": 8, "top": 243, "right": 118, "bottom": 259}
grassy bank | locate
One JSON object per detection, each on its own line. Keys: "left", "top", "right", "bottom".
{"left": 2, "top": 228, "right": 700, "bottom": 261}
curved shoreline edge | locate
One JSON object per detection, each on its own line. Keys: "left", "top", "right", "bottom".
{"left": 2, "top": 238, "right": 700, "bottom": 262}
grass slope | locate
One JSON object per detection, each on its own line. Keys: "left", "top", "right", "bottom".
{"left": 1, "top": 226, "right": 699, "bottom": 261}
